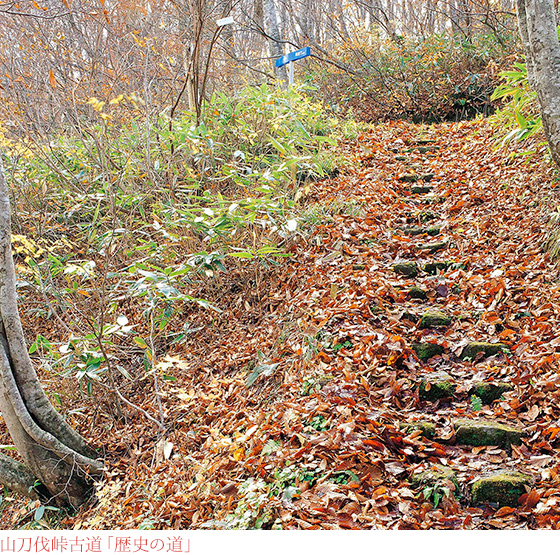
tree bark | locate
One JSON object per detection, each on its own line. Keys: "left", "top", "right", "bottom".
{"left": 0, "top": 160, "right": 102, "bottom": 509}
{"left": 262, "top": 0, "right": 287, "bottom": 81}
{"left": 517, "top": 0, "right": 560, "bottom": 168}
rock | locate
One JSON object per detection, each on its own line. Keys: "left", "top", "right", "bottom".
{"left": 427, "top": 226, "right": 441, "bottom": 236}
{"left": 461, "top": 342, "right": 507, "bottom": 361}
{"left": 424, "top": 261, "right": 451, "bottom": 275}
{"left": 410, "top": 464, "right": 459, "bottom": 491}
{"left": 469, "top": 382, "right": 513, "bottom": 404}
{"left": 419, "top": 371, "right": 455, "bottom": 401}
{"left": 401, "top": 311, "right": 420, "bottom": 323}
{"left": 417, "top": 146, "right": 439, "bottom": 153}
{"left": 419, "top": 309, "right": 452, "bottom": 329}
{"left": 417, "top": 241, "right": 447, "bottom": 254}
{"left": 410, "top": 185, "right": 433, "bottom": 194}
{"left": 395, "top": 155, "right": 407, "bottom": 161}
{"left": 407, "top": 286, "right": 428, "bottom": 300}
{"left": 419, "top": 173, "right": 435, "bottom": 181}
{"left": 471, "top": 471, "right": 532, "bottom": 507}
{"left": 393, "top": 261, "right": 419, "bottom": 278}
{"left": 417, "top": 211, "right": 437, "bottom": 222}
{"left": 416, "top": 138, "right": 436, "bottom": 145}
{"left": 402, "top": 226, "right": 427, "bottom": 236}
{"left": 352, "top": 264, "right": 366, "bottom": 270}
{"left": 453, "top": 419, "right": 524, "bottom": 448}
{"left": 400, "top": 174, "right": 419, "bottom": 183}
{"left": 402, "top": 421, "right": 436, "bottom": 439}
{"left": 413, "top": 342, "right": 444, "bottom": 362}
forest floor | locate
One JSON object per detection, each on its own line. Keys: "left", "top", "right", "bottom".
{"left": 6, "top": 118, "right": 560, "bottom": 530}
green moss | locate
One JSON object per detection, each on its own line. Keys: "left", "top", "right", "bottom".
{"left": 410, "top": 464, "right": 459, "bottom": 491}
{"left": 419, "top": 309, "right": 452, "bottom": 329}
{"left": 393, "top": 261, "right": 419, "bottom": 278}
{"left": 461, "top": 342, "right": 507, "bottom": 361}
{"left": 453, "top": 419, "right": 524, "bottom": 448}
{"left": 400, "top": 174, "right": 420, "bottom": 183}
{"left": 417, "top": 211, "right": 437, "bottom": 223}
{"left": 419, "top": 371, "right": 456, "bottom": 401}
{"left": 471, "top": 472, "right": 532, "bottom": 507}
{"left": 423, "top": 261, "right": 451, "bottom": 275}
{"left": 412, "top": 342, "right": 444, "bottom": 362}
{"left": 402, "top": 421, "right": 436, "bottom": 439}
{"left": 427, "top": 226, "right": 441, "bottom": 236}
{"left": 469, "top": 382, "right": 513, "bottom": 404}
{"left": 407, "top": 286, "right": 428, "bottom": 300}
{"left": 402, "top": 226, "right": 427, "bottom": 236}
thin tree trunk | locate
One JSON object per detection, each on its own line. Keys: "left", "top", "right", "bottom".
{"left": 263, "top": 0, "right": 287, "bottom": 81}
{"left": 517, "top": 0, "right": 560, "bottom": 168}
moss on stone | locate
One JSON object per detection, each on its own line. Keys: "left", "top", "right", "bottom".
{"left": 410, "top": 464, "right": 459, "bottom": 491}
{"left": 419, "top": 371, "right": 455, "bottom": 401}
{"left": 402, "top": 421, "right": 436, "bottom": 439}
{"left": 469, "top": 382, "right": 513, "bottom": 404}
{"left": 427, "top": 226, "right": 441, "bottom": 236}
{"left": 417, "top": 211, "right": 437, "bottom": 222}
{"left": 407, "top": 286, "right": 428, "bottom": 300}
{"left": 413, "top": 342, "right": 444, "bottom": 362}
{"left": 400, "top": 174, "right": 419, "bottom": 183}
{"left": 402, "top": 226, "right": 426, "bottom": 236}
{"left": 453, "top": 419, "right": 524, "bottom": 448}
{"left": 423, "top": 261, "right": 451, "bottom": 275}
{"left": 410, "top": 185, "right": 433, "bottom": 194}
{"left": 417, "top": 241, "right": 447, "bottom": 254}
{"left": 401, "top": 310, "right": 420, "bottom": 323}
{"left": 393, "top": 261, "right": 419, "bottom": 278}
{"left": 419, "top": 309, "right": 452, "bottom": 329}
{"left": 471, "top": 471, "right": 532, "bottom": 507}
{"left": 461, "top": 342, "right": 507, "bottom": 361}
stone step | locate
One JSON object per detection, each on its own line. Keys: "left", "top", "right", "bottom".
{"left": 469, "top": 382, "right": 513, "bottom": 404}
{"left": 423, "top": 261, "right": 451, "bottom": 275}
{"left": 400, "top": 226, "right": 441, "bottom": 237}
{"left": 453, "top": 419, "right": 524, "bottom": 448}
{"left": 416, "top": 240, "right": 447, "bottom": 254}
{"left": 419, "top": 371, "right": 455, "bottom": 401}
{"left": 399, "top": 173, "right": 435, "bottom": 183}
{"left": 393, "top": 261, "right": 419, "bottom": 278}
{"left": 471, "top": 471, "right": 532, "bottom": 507}
{"left": 401, "top": 421, "right": 436, "bottom": 438}
{"left": 411, "top": 464, "right": 459, "bottom": 492}
{"left": 407, "top": 286, "right": 428, "bottom": 300}
{"left": 412, "top": 342, "right": 444, "bottom": 362}
{"left": 410, "top": 185, "right": 433, "bottom": 194}
{"left": 461, "top": 342, "right": 508, "bottom": 361}
{"left": 419, "top": 309, "right": 452, "bottom": 329}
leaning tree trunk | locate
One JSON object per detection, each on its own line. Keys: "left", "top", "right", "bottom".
{"left": 0, "top": 161, "right": 102, "bottom": 509}
{"left": 516, "top": 0, "right": 560, "bottom": 169}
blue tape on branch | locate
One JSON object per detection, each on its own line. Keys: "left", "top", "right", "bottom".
{"left": 275, "top": 47, "right": 311, "bottom": 68}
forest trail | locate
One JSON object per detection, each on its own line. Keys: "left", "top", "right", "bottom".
{"left": 77, "top": 120, "right": 560, "bottom": 530}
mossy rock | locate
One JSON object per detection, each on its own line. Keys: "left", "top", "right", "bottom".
{"left": 416, "top": 138, "right": 436, "bottom": 145}
{"left": 419, "top": 371, "right": 455, "bottom": 401}
{"left": 427, "top": 226, "right": 441, "bottom": 236}
{"left": 469, "top": 382, "right": 513, "bottom": 404}
{"left": 407, "top": 286, "right": 428, "bottom": 300}
{"left": 417, "top": 241, "right": 447, "bottom": 254}
{"left": 419, "top": 309, "right": 452, "bottom": 329}
{"left": 419, "top": 173, "right": 435, "bottom": 182}
{"left": 410, "top": 464, "right": 459, "bottom": 491}
{"left": 453, "top": 419, "right": 524, "bottom": 448}
{"left": 393, "top": 261, "right": 419, "bottom": 278}
{"left": 395, "top": 155, "right": 407, "bottom": 161}
{"left": 402, "top": 226, "right": 427, "bottom": 236}
{"left": 352, "top": 264, "right": 366, "bottom": 270}
{"left": 410, "top": 185, "right": 433, "bottom": 194}
{"left": 471, "top": 471, "right": 532, "bottom": 507}
{"left": 417, "top": 211, "right": 438, "bottom": 223}
{"left": 401, "top": 310, "right": 420, "bottom": 323}
{"left": 413, "top": 342, "right": 444, "bottom": 362}
{"left": 461, "top": 342, "right": 507, "bottom": 361}
{"left": 399, "top": 174, "right": 420, "bottom": 183}
{"left": 424, "top": 261, "right": 451, "bottom": 275}
{"left": 401, "top": 421, "right": 436, "bottom": 439}
{"left": 416, "top": 145, "right": 439, "bottom": 153}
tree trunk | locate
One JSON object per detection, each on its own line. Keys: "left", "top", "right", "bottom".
{"left": 0, "top": 161, "right": 102, "bottom": 509}
{"left": 263, "top": 0, "right": 287, "bottom": 81}
{"left": 517, "top": 0, "right": 560, "bottom": 168}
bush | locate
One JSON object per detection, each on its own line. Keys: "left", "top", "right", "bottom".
{"left": 312, "top": 32, "right": 519, "bottom": 123}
